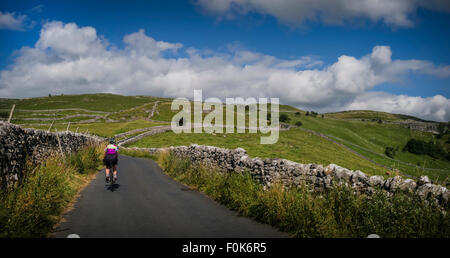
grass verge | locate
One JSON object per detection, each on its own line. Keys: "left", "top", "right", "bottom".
{"left": 119, "top": 148, "right": 157, "bottom": 160}
{"left": 0, "top": 144, "right": 103, "bottom": 237}
{"left": 151, "top": 149, "right": 449, "bottom": 238}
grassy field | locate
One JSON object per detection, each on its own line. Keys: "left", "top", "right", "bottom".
{"left": 128, "top": 128, "right": 390, "bottom": 177}
{"left": 0, "top": 93, "right": 165, "bottom": 112}
{"left": 278, "top": 113, "right": 449, "bottom": 181}
{"left": 2, "top": 93, "right": 449, "bottom": 182}
{"left": 125, "top": 99, "right": 449, "bottom": 181}
{"left": 107, "top": 102, "right": 157, "bottom": 121}
{"left": 26, "top": 119, "right": 168, "bottom": 138}
{"left": 324, "top": 110, "right": 427, "bottom": 122}
{"left": 1, "top": 94, "right": 170, "bottom": 137}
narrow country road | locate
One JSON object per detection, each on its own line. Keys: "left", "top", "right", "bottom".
{"left": 52, "top": 155, "right": 287, "bottom": 238}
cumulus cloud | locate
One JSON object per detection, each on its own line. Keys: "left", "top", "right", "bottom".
{"left": 195, "top": 0, "right": 450, "bottom": 27}
{"left": 0, "top": 21, "right": 449, "bottom": 121}
{"left": 0, "top": 11, "right": 28, "bottom": 31}
{"left": 347, "top": 92, "right": 450, "bottom": 122}
{"left": 36, "top": 21, "right": 107, "bottom": 59}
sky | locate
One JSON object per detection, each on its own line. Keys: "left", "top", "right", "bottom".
{"left": 0, "top": 0, "right": 449, "bottom": 121}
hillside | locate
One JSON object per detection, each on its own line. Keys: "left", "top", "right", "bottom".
{"left": 1, "top": 93, "right": 449, "bottom": 183}
{"left": 324, "top": 110, "right": 431, "bottom": 122}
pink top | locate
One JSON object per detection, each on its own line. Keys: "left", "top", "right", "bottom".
{"left": 105, "top": 144, "right": 118, "bottom": 155}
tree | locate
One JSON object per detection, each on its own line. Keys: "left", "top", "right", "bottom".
{"left": 309, "top": 111, "right": 318, "bottom": 117}
{"left": 385, "top": 146, "right": 398, "bottom": 158}
{"left": 403, "top": 139, "right": 447, "bottom": 159}
{"left": 280, "top": 113, "right": 290, "bottom": 123}
{"left": 437, "top": 123, "right": 447, "bottom": 139}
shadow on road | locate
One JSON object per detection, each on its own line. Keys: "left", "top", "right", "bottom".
{"left": 106, "top": 183, "right": 120, "bottom": 192}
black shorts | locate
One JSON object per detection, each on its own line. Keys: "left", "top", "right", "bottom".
{"left": 103, "top": 154, "right": 118, "bottom": 169}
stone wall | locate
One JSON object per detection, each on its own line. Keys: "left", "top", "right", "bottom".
{"left": 127, "top": 144, "right": 449, "bottom": 206}
{"left": 0, "top": 122, "right": 104, "bottom": 190}
{"left": 117, "top": 125, "right": 171, "bottom": 146}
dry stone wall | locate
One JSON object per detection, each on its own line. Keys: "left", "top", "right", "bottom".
{"left": 0, "top": 122, "right": 103, "bottom": 190}
{"left": 117, "top": 125, "right": 171, "bottom": 146}
{"left": 128, "top": 144, "right": 449, "bottom": 206}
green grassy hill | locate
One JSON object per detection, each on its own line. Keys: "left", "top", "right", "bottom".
{"left": 1, "top": 93, "right": 449, "bottom": 183}
{"left": 0, "top": 93, "right": 170, "bottom": 126}
{"left": 324, "top": 110, "right": 429, "bottom": 122}
{"left": 128, "top": 99, "right": 450, "bottom": 182}
{"left": 128, "top": 128, "right": 389, "bottom": 177}
{"left": 268, "top": 111, "right": 449, "bottom": 181}
{"left": 0, "top": 93, "right": 163, "bottom": 111}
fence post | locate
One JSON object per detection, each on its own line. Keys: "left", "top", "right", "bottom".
{"left": 7, "top": 104, "right": 15, "bottom": 123}
{"left": 54, "top": 128, "right": 65, "bottom": 157}
{"left": 48, "top": 120, "right": 55, "bottom": 132}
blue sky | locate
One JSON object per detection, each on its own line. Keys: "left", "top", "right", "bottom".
{"left": 0, "top": 0, "right": 449, "bottom": 121}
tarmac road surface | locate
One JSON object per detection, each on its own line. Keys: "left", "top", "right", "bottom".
{"left": 53, "top": 155, "right": 288, "bottom": 238}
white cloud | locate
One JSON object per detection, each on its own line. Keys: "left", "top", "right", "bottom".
{"left": 195, "top": 0, "right": 450, "bottom": 28}
{"left": 347, "top": 92, "right": 450, "bottom": 122}
{"left": 123, "top": 29, "right": 183, "bottom": 58}
{"left": 0, "top": 21, "right": 449, "bottom": 121}
{"left": 36, "top": 21, "right": 106, "bottom": 59}
{"left": 0, "top": 11, "right": 28, "bottom": 31}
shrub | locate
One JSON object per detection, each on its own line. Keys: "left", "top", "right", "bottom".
{"left": 295, "top": 112, "right": 301, "bottom": 116}
{"left": 437, "top": 123, "right": 448, "bottom": 139}
{"left": 385, "top": 146, "right": 398, "bottom": 158}
{"left": 403, "top": 139, "right": 447, "bottom": 160}
{"left": 67, "top": 144, "right": 101, "bottom": 174}
{"left": 280, "top": 114, "right": 290, "bottom": 123}
{"left": 295, "top": 121, "right": 303, "bottom": 127}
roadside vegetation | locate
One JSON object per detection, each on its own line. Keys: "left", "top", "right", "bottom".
{"left": 151, "top": 150, "right": 449, "bottom": 238}
{"left": 0, "top": 144, "right": 103, "bottom": 237}
{"left": 120, "top": 148, "right": 157, "bottom": 159}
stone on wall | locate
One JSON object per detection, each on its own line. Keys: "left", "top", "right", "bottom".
{"left": 0, "top": 122, "right": 103, "bottom": 190}
{"left": 126, "top": 144, "right": 449, "bottom": 207}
